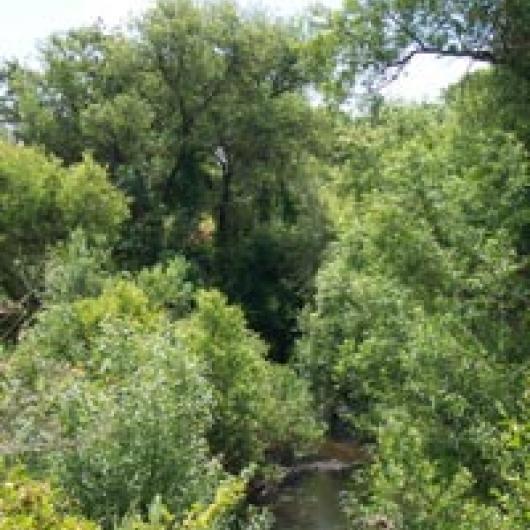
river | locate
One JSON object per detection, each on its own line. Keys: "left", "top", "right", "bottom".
{"left": 271, "top": 469, "right": 350, "bottom": 530}
{"left": 270, "top": 440, "right": 365, "bottom": 530}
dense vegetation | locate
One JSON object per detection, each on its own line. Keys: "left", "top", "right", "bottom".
{"left": 1, "top": 1, "right": 529, "bottom": 529}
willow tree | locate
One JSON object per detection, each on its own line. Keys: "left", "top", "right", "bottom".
{"left": 1, "top": 0, "right": 331, "bottom": 357}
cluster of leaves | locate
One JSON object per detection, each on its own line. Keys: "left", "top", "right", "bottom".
{"left": 315, "top": 0, "right": 530, "bottom": 96}
{"left": 0, "top": 0, "right": 331, "bottom": 358}
{"left": 0, "top": 463, "right": 99, "bottom": 530}
{"left": 1, "top": 230, "right": 321, "bottom": 529}
{"left": 0, "top": 462, "right": 267, "bottom": 530}
{"left": 0, "top": 141, "right": 128, "bottom": 302}
{"left": 1, "top": 3, "right": 328, "bottom": 526}
{"left": 3, "top": 1, "right": 530, "bottom": 529}
{"left": 296, "top": 92, "right": 530, "bottom": 527}
{"left": 178, "top": 290, "right": 322, "bottom": 470}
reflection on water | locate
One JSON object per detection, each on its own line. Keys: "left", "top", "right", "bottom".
{"left": 271, "top": 469, "right": 350, "bottom": 530}
{"left": 270, "top": 440, "right": 366, "bottom": 530}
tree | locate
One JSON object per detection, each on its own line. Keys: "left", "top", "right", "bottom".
{"left": 0, "top": 0, "right": 320, "bottom": 260}
{"left": 296, "top": 103, "right": 530, "bottom": 526}
{"left": 0, "top": 140, "right": 128, "bottom": 309}
{"left": 326, "top": 0, "right": 530, "bottom": 91}
{"left": 0, "top": 0, "right": 331, "bottom": 357}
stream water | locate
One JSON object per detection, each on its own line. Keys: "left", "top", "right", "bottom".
{"left": 271, "top": 470, "right": 350, "bottom": 530}
{"left": 270, "top": 441, "right": 365, "bottom": 530}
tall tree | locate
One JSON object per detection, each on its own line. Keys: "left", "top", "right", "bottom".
{"left": 0, "top": 0, "right": 331, "bottom": 357}
{"left": 325, "top": 0, "right": 530, "bottom": 91}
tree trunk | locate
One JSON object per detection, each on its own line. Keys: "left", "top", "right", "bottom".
{"left": 217, "top": 157, "right": 232, "bottom": 247}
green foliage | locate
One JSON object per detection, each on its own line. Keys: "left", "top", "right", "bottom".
{"left": 57, "top": 155, "right": 129, "bottom": 240}
{"left": 1, "top": 0, "right": 319, "bottom": 252}
{"left": 493, "top": 377, "right": 530, "bottom": 528}
{"left": 0, "top": 462, "right": 100, "bottom": 530}
{"left": 4, "top": 265, "right": 220, "bottom": 527}
{"left": 4, "top": 254, "right": 315, "bottom": 527}
{"left": 182, "top": 474, "right": 256, "bottom": 530}
{"left": 347, "top": 411, "right": 518, "bottom": 530}
{"left": 297, "top": 102, "right": 530, "bottom": 526}
{"left": 0, "top": 250, "right": 198, "bottom": 459}
{"left": 55, "top": 331, "right": 218, "bottom": 527}
{"left": 0, "top": 460, "right": 269, "bottom": 530}
{"left": 3, "top": 296, "right": 216, "bottom": 529}
{"left": 117, "top": 496, "right": 174, "bottom": 530}
{"left": 136, "top": 257, "right": 196, "bottom": 319}
{"left": 117, "top": 476, "right": 271, "bottom": 530}
{"left": 299, "top": 103, "right": 530, "bottom": 410}
{"left": 73, "top": 279, "right": 159, "bottom": 335}
{"left": 0, "top": 0, "right": 330, "bottom": 355}
{"left": 446, "top": 68, "right": 530, "bottom": 254}
{"left": 327, "top": 0, "right": 530, "bottom": 94}
{"left": 0, "top": 140, "right": 128, "bottom": 301}
{"left": 16, "top": 280, "right": 160, "bottom": 368}
{"left": 216, "top": 156, "right": 331, "bottom": 361}
{"left": 5, "top": 2, "right": 530, "bottom": 529}
{"left": 16, "top": 252, "right": 196, "bottom": 367}
{"left": 447, "top": 69, "right": 530, "bottom": 150}
{"left": 44, "top": 230, "right": 111, "bottom": 304}
{"left": 178, "top": 290, "right": 322, "bottom": 470}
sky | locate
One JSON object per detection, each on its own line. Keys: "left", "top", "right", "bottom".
{"left": 0, "top": 0, "right": 484, "bottom": 102}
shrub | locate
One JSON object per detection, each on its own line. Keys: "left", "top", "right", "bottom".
{"left": 54, "top": 331, "right": 217, "bottom": 527}
{"left": 178, "top": 290, "right": 322, "bottom": 470}
{"left": 0, "top": 462, "right": 100, "bottom": 530}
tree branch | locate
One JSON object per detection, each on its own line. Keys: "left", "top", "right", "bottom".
{"left": 389, "top": 47, "right": 497, "bottom": 69}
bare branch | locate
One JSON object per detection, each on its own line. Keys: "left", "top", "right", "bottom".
{"left": 389, "top": 47, "right": 496, "bottom": 70}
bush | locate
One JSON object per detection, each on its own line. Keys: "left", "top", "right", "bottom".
{"left": 346, "top": 411, "right": 519, "bottom": 530}
{"left": 53, "top": 330, "right": 218, "bottom": 527}
{"left": 0, "top": 141, "right": 128, "bottom": 300}
{"left": 0, "top": 462, "right": 100, "bottom": 530}
{"left": 136, "top": 257, "right": 196, "bottom": 319}
{"left": 44, "top": 230, "right": 111, "bottom": 304}
{"left": 178, "top": 290, "right": 322, "bottom": 470}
